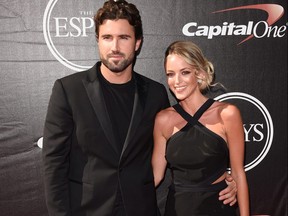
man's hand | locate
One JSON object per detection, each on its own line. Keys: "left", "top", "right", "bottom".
{"left": 219, "top": 173, "right": 237, "bottom": 206}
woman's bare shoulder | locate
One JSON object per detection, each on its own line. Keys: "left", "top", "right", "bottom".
{"left": 156, "top": 107, "right": 176, "bottom": 123}
{"left": 213, "top": 101, "right": 241, "bottom": 121}
{"left": 155, "top": 106, "right": 184, "bottom": 139}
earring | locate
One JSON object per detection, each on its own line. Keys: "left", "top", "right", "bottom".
{"left": 197, "top": 79, "right": 202, "bottom": 84}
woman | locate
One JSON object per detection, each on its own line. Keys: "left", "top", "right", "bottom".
{"left": 152, "top": 41, "right": 249, "bottom": 215}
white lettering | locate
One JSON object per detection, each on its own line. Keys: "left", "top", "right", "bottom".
{"left": 70, "top": 17, "right": 82, "bottom": 37}
{"left": 182, "top": 20, "right": 286, "bottom": 40}
{"left": 226, "top": 22, "right": 236, "bottom": 35}
{"left": 243, "top": 124, "right": 254, "bottom": 142}
{"left": 253, "top": 21, "right": 268, "bottom": 38}
{"left": 196, "top": 26, "right": 208, "bottom": 36}
{"left": 54, "top": 17, "right": 94, "bottom": 38}
{"left": 233, "top": 25, "right": 248, "bottom": 35}
{"left": 253, "top": 124, "right": 264, "bottom": 142}
{"left": 54, "top": 17, "right": 69, "bottom": 37}
{"left": 79, "top": 11, "right": 94, "bottom": 16}
{"left": 207, "top": 26, "right": 222, "bottom": 39}
{"left": 81, "top": 17, "right": 94, "bottom": 37}
{"left": 247, "top": 21, "right": 253, "bottom": 34}
{"left": 243, "top": 124, "right": 264, "bottom": 142}
{"left": 182, "top": 22, "right": 197, "bottom": 36}
{"left": 277, "top": 25, "right": 287, "bottom": 37}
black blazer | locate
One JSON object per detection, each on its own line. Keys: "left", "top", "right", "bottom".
{"left": 43, "top": 62, "right": 170, "bottom": 216}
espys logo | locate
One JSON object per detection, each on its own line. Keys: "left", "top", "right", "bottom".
{"left": 182, "top": 4, "right": 286, "bottom": 45}
{"left": 43, "top": 0, "right": 97, "bottom": 71}
{"left": 215, "top": 92, "right": 274, "bottom": 172}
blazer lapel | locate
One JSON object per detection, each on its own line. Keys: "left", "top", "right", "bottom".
{"left": 82, "top": 63, "right": 118, "bottom": 154}
{"left": 120, "top": 73, "right": 147, "bottom": 157}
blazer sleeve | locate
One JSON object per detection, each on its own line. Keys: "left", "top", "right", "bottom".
{"left": 42, "top": 79, "right": 73, "bottom": 216}
{"left": 160, "top": 84, "right": 171, "bottom": 110}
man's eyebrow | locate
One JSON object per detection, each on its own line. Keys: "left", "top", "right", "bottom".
{"left": 119, "top": 34, "right": 132, "bottom": 37}
{"left": 100, "top": 34, "right": 132, "bottom": 38}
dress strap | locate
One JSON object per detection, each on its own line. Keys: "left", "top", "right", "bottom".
{"left": 173, "top": 98, "right": 215, "bottom": 126}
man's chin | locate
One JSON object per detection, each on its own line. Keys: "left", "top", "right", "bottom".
{"left": 102, "top": 60, "right": 129, "bottom": 73}
{"left": 110, "top": 69, "right": 124, "bottom": 73}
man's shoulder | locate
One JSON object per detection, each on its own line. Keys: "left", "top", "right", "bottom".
{"left": 59, "top": 63, "right": 98, "bottom": 83}
{"left": 134, "top": 72, "right": 170, "bottom": 108}
{"left": 60, "top": 70, "right": 87, "bottom": 82}
{"left": 134, "top": 72, "right": 164, "bottom": 87}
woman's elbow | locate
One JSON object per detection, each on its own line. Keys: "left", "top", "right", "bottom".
{"left": 154, "top": 174, "right": 164, "bottom": 187}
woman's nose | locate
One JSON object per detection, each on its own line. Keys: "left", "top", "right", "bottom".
{"left": 175, "top": 74, "right": 181, "bottom": 84}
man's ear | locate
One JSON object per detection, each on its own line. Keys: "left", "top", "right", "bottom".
{"left": 135, "top": 38, "right": 143, "bottom": 55}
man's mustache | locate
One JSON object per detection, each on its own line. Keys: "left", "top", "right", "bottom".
{"left": 107, "top": 52, "right": 125, "bottom": 58}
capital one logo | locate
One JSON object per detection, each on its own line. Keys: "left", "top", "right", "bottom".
{"left": 43, "top": 0, "right": 98, "bottom": 71}
{"left": 182, "top": 4, "right": 287, "bottom": 45}
{"left": 215, "top": 92, "right": 274, "bottom": 172}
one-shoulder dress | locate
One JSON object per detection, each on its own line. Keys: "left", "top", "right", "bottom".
{"left": 164, "top": 99, "right": 236, "bottom": 216}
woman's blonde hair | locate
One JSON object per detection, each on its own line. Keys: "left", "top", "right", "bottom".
{"left": 164, "top": 41, "right": 215, "bottom": 92}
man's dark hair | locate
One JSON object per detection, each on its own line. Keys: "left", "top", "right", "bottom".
{"left": 94, "top": 0, "right": 143, "bottom": 40}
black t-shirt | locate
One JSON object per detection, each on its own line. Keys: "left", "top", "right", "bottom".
{"left": 98, "top": 71, "right": 135, "bottom": 153}
{"left": 98, "top": 71, "right": 135, "bottom": 214}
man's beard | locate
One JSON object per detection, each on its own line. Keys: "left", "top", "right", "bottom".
{"left": 101, "top": 53, "right": 134, "bottom": 73}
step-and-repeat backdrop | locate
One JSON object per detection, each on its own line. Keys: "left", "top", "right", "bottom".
{"left": 0, "top": 0, "right": 287, "bottom": 215}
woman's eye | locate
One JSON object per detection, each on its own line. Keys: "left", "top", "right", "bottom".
{"left": 182, "top": 71, "right": 191, "bottom": 75}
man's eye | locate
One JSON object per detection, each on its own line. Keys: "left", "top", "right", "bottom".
{"left": 102, "top": 36, "right": 111, "bottom": 40}
{"left": 120, "top": 36, "right": 129, "bottom": 40}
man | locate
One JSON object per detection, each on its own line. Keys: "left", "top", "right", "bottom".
{"left": 42, "top": 1, "right": 236, "bottom": 215}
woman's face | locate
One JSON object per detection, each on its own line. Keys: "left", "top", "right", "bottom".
{"left": 165, "top": 54, "right": 199, "bottom": 101}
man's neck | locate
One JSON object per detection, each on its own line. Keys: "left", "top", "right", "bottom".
{"left": 100, "top": 64, "right": 133, "bottom": 84}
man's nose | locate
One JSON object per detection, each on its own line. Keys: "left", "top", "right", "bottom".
{"left": 111, "top": 39, "right": 120, "bottom": 52}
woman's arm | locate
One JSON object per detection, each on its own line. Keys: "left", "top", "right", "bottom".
{"left": 152, "top": 111, "right": 168, "bottom": 187}
{"left": 223, "top": 104, "right": 250, "bottom": 216}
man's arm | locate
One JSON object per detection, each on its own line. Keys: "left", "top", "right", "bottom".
{"left": 219, "top": 173, "right": 237, "bottom": 206}
{"left": 42, "top": 80, "right": 73, "bottom": 216}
